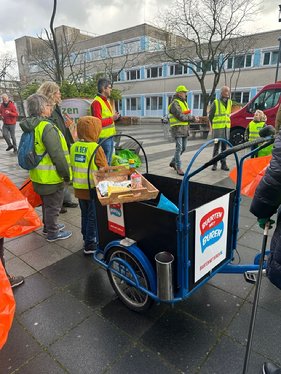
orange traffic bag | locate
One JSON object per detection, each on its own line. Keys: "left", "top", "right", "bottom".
{"left": 0, "top": 173, "right": 42, "bottom": 238}
{"left": 229, "top": 155, "right": 271, "bottom": 198}
{"left": 20, "top": 178, "right": 42, "bottom": 208}
{"left": 0, "top": 261, "right": 16, "bottom": 349}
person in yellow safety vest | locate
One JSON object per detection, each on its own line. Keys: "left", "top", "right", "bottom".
{"left": 91, "top": 78, "right": 120, "bottom": 165}
{"left": 19, "top": 94, "right": 72, "bottom": 243}
{"left": 70, "top": 116, "right": 108, "bottom": 255}
{"left": 208, "top": 86, "right": 232, "bottom": 171}
{"left": 245, "top": 110, "right": 273, "bottom": 157}
{"left": 168, "top": 85, "right": 199, "bottom": 176}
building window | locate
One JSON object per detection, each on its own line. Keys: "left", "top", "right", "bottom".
{"left": 126, "top": 97, "right": 141, "bottom": 111}
{"left": 107, "top": 44, "right": 120, "bottom": 57}
{"left": 126, "top": 69, "right": 140, "bottom": 80}
{"left": 193, "top": 94, "right": 204, "bottom": 110}
{"left": 146, "top": 96, "right": 163, "bottom": 110}
{"left": 232, "top": 91, "right": 250, "bottom": 105}
{"left": 227, "top": 54, "right": 252, "bottom": 69}
{"left": 146, "top": 66, "right": 162, "bottom": 78}
{"left": 124, "top": 40, "right": 140, "bottom": 54}
{"left": 169, "top": 64, "right": 188, "bottom": 75}
{"left": 263, "top": 51, "right": 279, "bottom": 66}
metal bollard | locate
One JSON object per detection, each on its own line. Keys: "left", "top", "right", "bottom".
{"left": 155, "top": 251, "right": 174, "bottom": 301}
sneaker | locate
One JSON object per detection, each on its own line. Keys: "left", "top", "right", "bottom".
{"left": 83, "top": 243, "right": 98, "bottom": 255}
{"left": 63, "top": 201, "right": 78, "bottom": 208}
{"left": 169, "top": 161, "right": 176, "bottom": 170}
{"left": 262, "top": 362, "right": 281, "bottom": 374}
{"left": 6, "top": 145, "right": 13, "bottom": 151}
{"left": 212, "top": 164, "right": 217, "bottom": 171}
{"left": 176, "top": 168, "right": 184, "bottom": 176}
{"left": 42, "top": 223, "right": 65, "bottom": 236}
{"left": 60, "top": 206, "right": 67, "bottom": 214}
{"left": 8, "top": 275, "right": 24, "bottom": 288}
{"left": 47, "top": 230, "right": 72, "bottom": 242}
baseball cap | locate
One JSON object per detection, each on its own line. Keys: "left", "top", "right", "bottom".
{"left": 176, "top": 85, "right": 189, "bottom": 93}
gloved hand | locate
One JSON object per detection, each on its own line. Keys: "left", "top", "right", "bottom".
{"left": 257, "top": 218, "right": 275, "bottom": 229}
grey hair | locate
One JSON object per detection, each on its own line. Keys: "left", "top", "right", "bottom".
{"left": 97, "top": 78, "right": 111, "bottom": 93}
{"left": 26, "top": 93, "right": 49, "bottom": 116}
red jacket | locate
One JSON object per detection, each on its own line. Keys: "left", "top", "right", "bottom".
{"left": 0, "top": 101, "right": 18, "bottom": 125}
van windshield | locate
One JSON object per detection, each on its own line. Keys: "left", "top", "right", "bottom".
{"left": 247, "top": 89, "right": 281, "bottom": 113}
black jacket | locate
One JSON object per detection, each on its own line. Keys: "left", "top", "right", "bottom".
{"left": 250, "top": 132, "right": 281, "bottom": 289}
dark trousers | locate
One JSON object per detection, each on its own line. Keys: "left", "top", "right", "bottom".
{"left": 41, "top": 188, "right": 64, "bottom": 237}
{"left": 79, "top": 199, "right": 97, "bottom": 247}
{"left": 212, "top": 140, "right": 227, "bottom": 165}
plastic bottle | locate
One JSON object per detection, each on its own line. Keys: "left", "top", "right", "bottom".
{"left": 128, "top": 159, "right": 136, "bottom": 175}
{"left": 131, "top": 172, "right": 142, "bottom": 189}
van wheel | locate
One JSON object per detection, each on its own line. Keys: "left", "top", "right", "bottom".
{"left": 230, "top": 128, "right": 245, "bottom": 146}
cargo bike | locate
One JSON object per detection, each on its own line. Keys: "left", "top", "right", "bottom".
{"left": 88, "top": 134, "right": 274, "bottom": 312}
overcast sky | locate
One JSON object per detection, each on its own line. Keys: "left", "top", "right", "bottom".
{"left": 0, "top": 0, "right": 280, "bottom": 58}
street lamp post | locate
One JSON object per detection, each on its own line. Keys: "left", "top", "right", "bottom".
{"left": 275, "top": 5, "right": 281, "bottom": 82}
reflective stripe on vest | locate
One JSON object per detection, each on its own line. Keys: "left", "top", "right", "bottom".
{"left": 70, "top": 141, "right": 98, "bottom": 189}
{"left": 93, "top": 95, "right": 116, "bottom": 138}
{"left": 30, "top": 121, "right": 72, "bottom": 184}
{"left": 168, "top": 98, "right": 190, "bottom": 127}
{"left": 212, "top": 99, "right": 232, "bottom": 129}
{"left": 248, "top": 121, "right": 265, "bottom": 141}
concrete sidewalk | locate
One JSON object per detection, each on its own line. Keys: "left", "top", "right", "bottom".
{"left": 0, "top": 123, "right": 280, "bottom": 374}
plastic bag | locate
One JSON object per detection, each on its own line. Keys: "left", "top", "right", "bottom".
{"left": 0, "top": 261, "right": 16, "bottom": 349}
{"left": 0, "top": 173, "right": 42, "bottom": 238}
{"left": 115, "top": 149, "right": 142, "bottom": 168}
{"left": 20, "top": 178, "right": 42, "bottom": 207}
{"left": 111, "top": 154, "right": 129, "bottom": 167}
{"left": 229, "top": 155, "right": 271, "bottom": 198}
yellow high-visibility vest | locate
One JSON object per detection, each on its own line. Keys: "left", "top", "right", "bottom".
{"left": 70, "top": 141, "right": 98, "bottom": 189}
{"left": 212, "top": 99, "right": 232, "bottom": 129}
{"left": 93, "top": 96, "right": 116, "bottom": 138}
{"left": 168, "top": 98, "right": 190, "bottom": 127}
{"left": 30, "top": 121, "right": 72, "bottom": 184}
{"left": 248, "top": 121, "right": 265, "bottom": 141}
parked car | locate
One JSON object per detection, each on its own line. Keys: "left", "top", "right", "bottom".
{"left": 230, "top": 82, "right": 281, "bottom": 145}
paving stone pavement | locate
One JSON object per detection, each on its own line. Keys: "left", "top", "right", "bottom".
{"left": 0, "top": 122, "right": 280, "bottom": 374}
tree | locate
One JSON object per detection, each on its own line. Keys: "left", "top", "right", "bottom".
{"left": 159, "top": 0, "right": 261, "bottom": 115}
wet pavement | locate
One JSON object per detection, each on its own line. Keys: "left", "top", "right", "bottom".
{"left": 0, "top": 123, "right": 280, "bottom": 374}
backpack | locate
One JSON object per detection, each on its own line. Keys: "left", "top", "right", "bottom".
{"left": 18, "top": 130, "right": 47, "bottom": 170}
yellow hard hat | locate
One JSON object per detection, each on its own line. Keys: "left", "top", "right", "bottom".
{"left": 176, "top": 85, "right": 189, "bottom": 93}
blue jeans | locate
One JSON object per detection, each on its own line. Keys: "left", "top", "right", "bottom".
{"left": 171, "top": 136, "right": 188, "bottom": 169}
{"left": 79, "top": 199, "right": 97, "bottom": 247}
{"left": 99, "top": 137, "right": 114, "bottom": 165}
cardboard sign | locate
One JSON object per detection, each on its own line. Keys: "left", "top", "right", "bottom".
{"left": 107, "top": 203, "right": 125, "bottom": 237}
{"left": 194, "top": 194, "right": 230, "bottom": 283}
{"left": 60, "top": 98, "right": 93, "bottom": 124}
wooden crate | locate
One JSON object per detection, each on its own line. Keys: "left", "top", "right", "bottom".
{"left": 93, "top": 166, "right": 159, "bottom": 206}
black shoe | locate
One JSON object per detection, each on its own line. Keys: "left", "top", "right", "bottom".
{"left": 221, "top": 164, "right": 230, "bottom": 171}
{"left": 63, "top": 201, "right": 78, "bottom": 208}
{"left": 60, "top": 207, "right": 68, "bottom": 214}
{"left": 212, "top": 164, "right": 217, "bottom": 171}
{"left": 83, "top": 243, "right": 98, "bottom": 255}
{"left": 169, "top": 161, "right": 176, "bottom": 170}
{"left": 263, "top": 362, "right": 281, "bottom": 374}
{"left": 8, "top": 275, "right": 24, "bottom": 288}
{"left": 6, "top": 145, "right": 13, "bottom": 151}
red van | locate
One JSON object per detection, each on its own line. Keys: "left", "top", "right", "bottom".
{"left": 230, "top": 82, "right": 281, "bottom": 145}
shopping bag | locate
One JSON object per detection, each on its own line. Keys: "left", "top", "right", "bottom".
{"left": 0, "top": 173, "right": 42, "bottom": 238}
{"left": 20, "top": 178, "right": 42, "bottom": 207}
{"left": 0, "top": 261, "right": 15, "bottom": 349}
